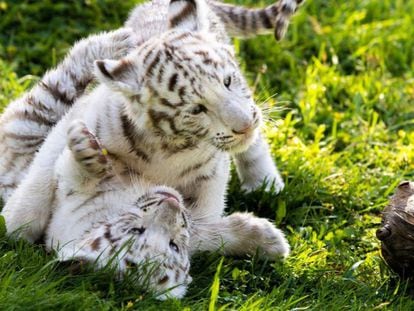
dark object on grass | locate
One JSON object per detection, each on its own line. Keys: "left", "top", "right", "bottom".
{"left": 58, "top": 259, "right": 88, "bottom": 275}
{"left": 376, "top": 181, "right": 414, "bottom": 279}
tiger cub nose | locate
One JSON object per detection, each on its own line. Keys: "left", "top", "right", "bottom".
{"left": 163, "top": 197, "right": 181, "bottom": 210}
{"left": 232, "top": 123, "right": 253, "bottom": 135}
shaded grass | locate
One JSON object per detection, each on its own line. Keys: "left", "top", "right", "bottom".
{"left": 1, "top": 0, "right": 414, "bottom": 309}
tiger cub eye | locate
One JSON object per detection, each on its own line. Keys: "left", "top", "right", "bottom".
{"left": 223, "top": 76, "right": 231, "bottom": 88}
{"left": 129, "top": 227, "right": 146, "bottom": 234}
{"left": 191, "top": 104, "right": 208, "bottom": 115}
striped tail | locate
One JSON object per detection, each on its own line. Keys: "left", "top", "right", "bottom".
{"left": 210, "top": 0, "right": 304, "bottom": 40}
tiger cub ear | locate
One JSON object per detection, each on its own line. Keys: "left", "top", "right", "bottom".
{"left": 94, "top": 59, "right": 141, "bottom": 95}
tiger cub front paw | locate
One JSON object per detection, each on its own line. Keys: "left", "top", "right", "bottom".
{"left": 241, "top": 173, "right": 285, "bottom": 194}
{"left": 67, "top": 120, "right": 109, "bottom": 176}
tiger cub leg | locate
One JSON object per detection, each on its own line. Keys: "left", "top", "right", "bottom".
{"left": 191, "top": 212, "right": 290, "bottom": 260}
{"left": 233, "top": 134, "right": 284, "bottom": 193}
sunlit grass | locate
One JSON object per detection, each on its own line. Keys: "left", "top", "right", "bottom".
{"left": 1, "top": 0, "right": 414, "bottom": 309}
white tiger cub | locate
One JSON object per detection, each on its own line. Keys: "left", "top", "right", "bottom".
{"left": 2, "top": 0, "right": 290, "bottom": 262}
{"left": 48, "top": 120, "right": 192, "bottom": 299}
{"left": 0, "top": 0, "right": 303, "bottom": 203}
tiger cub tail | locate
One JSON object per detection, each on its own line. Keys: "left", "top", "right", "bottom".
{"left": 210, "top": 0, "right": 305, "bottom": 40}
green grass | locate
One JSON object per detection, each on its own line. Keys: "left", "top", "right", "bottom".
{"left": 1, "top": 0, "right": 414, "bottom": 309}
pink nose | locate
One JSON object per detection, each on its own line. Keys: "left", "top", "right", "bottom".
{"left": 157, "top": 191, "right": 180, "bottom": 204}
{"left": 232, "top": 124, "right": 252, "bottom": 135}
{"left": 163, "top": 197, "right": 180, "bottom": 208}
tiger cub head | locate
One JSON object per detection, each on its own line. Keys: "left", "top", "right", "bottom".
{"left": 95, "top": 29, "right": 261, "bottom": 153}
{"left": 73, "top": 186, "right": 191, "bottom": 299}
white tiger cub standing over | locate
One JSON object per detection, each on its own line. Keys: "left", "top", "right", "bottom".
{"left": 0, "top": 0, "right": 304, "bottom": 203}
{"left": 2, "top": 0, "right": 290, "bottom": 259}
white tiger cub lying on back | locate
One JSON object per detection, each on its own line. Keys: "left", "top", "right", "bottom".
{"left": 47, "top": 118, "right": 287, "bottom": 300}
{"left": 49, "top": 120, "right": 192, "bottom": 299}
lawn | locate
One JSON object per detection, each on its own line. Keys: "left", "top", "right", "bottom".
{"left": 1, "top": 0, "right": 414, "bottom": 310}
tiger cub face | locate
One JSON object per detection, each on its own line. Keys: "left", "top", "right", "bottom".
{"left": 95, "top": 30, "right": 261, "bottom": 153}
{"left": 74, "top": 186, "right": 191, "bottom": 299}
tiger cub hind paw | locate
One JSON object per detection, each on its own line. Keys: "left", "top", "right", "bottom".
{"left": 67, "top": 119, "right": 109, "bottom": 176}
{"left": 250, "top": 219, "right": 290, "bottom": 260}
{"left": 229, "top": 213, "right": 290, "bottom": 260}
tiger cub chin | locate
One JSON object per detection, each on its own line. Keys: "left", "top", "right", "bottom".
{"left": 46, "top": 120, "right": 192, "bottom": 300}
